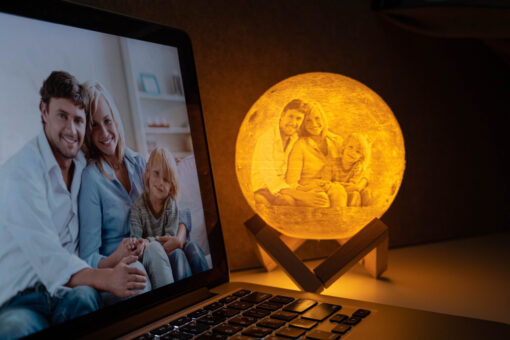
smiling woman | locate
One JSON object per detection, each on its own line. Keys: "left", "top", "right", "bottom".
{"left": 236, "top": 72, "right": 406, "bottom": 239}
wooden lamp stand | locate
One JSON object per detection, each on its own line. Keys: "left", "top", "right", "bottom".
{"left": 245, "top": 216, "right": 389, "bottom": 293}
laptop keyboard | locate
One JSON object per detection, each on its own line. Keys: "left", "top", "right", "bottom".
{"left": 132, "top": 290, "right": 371, "bottom": 340}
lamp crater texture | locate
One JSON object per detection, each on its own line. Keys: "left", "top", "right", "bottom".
{"left": 236, "top": 73, "right": 405, "bottom": 239}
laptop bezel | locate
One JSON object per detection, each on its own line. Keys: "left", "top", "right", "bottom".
{"left": 0, "top": 1, "right": 229, "bottom": 338}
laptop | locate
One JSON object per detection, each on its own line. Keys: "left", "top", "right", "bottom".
{"left": 0, "top": 2, "right": 508, "bottom": 339}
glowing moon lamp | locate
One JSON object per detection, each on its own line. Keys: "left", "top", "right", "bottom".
{"left": 236, "top": 72, "right": 405, "bottom": 240}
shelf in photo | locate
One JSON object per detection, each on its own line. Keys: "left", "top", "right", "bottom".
{"left": 145, "top": 127, "right": 190, "bottom": 134}
{"left": 139, "top": 92, "right": 185, "bottom": 102}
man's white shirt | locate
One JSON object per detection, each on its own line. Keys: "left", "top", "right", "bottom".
{"left": 0, "top": 131, "right": 89, "bottom": 306}
{"left": 251, "top": 124, "right": 298, "bottom": 194}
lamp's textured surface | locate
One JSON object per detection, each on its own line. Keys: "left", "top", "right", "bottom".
{"left": 236, "top": 73, "right": 405, "bottom": 239}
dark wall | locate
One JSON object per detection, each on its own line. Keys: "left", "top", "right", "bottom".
{"left": 74, "top": 0, "right": 509, "bottom": 270}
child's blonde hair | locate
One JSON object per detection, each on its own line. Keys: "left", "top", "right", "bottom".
{"left": 144, "top": 147, "right": 179, "bottom": 200}
{"left": 342, "top": 133, "right": 370, "bottom": 178}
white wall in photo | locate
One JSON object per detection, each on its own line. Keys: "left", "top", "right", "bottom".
{"left": 0, "top": 13, "right": 136, "bottom": 165}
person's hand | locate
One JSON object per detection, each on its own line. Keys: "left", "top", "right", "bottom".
{"left": 105, "top": 255, "right": 146, "bottom": 297}
{"left": 112, "top": 238, "right": 145, "bottom": 263}
{"left": 124, "top": 237, "right": 137, "bottom": 252}
{"left": 130, "top": 238, "right": 146, "bottom": 258}
{"left": 111, "top": 238, "right": 135, "bottom": 263}
{"left": 298, "top": 191, "right": 329, "bottom": 207}
{"left": 156, "top": 236, "right": 183, "bottom": 254}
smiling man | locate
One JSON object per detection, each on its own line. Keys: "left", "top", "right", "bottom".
{"left": 251, "top": 99, "right": 329, "bottom": 207}
{"left": 0, "top": 71, "right": 146, "bottom": 339}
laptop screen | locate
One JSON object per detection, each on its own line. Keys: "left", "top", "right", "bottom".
{"left": 0, "top": 2, "right": 227, "bottom": 338}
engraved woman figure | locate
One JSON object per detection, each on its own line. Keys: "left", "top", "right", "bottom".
{"left": 285, "top": 101, "right": 348, "bottom": 208}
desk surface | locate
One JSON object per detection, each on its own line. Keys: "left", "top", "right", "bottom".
{"left": 230, "top": 231, "right": 510, "bottom": 325}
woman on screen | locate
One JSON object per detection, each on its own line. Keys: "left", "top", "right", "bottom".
{"left": 78, "top": 82, "right": 175, "bottom": 299}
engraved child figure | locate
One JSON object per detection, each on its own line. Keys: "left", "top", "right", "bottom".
{"left": 129, "top": 147, "right": 208, "bottom": 283}
{"left": 334, "top": 133, "right": 372, "bottom": 207}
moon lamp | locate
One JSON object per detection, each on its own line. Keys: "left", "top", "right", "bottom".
{"left": 236, "top": 72, "right": 405, "bottom": 240}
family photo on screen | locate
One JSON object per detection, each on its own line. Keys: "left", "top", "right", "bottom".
{"left": 0, "top": 9, "right": 217, "bottom": 337}
{"left": 0, "top": 70, "right": 210, "bottom": 339}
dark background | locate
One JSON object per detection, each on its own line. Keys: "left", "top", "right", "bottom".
{"left": 73, "top": 0, "right": 509, "bottom": 270}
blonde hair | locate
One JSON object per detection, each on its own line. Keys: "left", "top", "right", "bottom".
{"left": 82, "top": 81, "right": 125, "bottom": 177}
{"left": 342, "top": 133, "right": 371, "bottom": 177}
{"left": 144, "top": 147, "right": 179, "bottom": 200}
{"left": 300, "top": 101, "right": 330, "bottom": 139}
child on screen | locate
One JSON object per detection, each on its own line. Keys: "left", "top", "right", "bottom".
{"left": 130, "top": 147, "right": 208, "bottom": 282}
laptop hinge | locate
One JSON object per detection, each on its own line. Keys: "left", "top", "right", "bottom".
{"left": 80, "top": 287, "right": 213, "bottom": 340}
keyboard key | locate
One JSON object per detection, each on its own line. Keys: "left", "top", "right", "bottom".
{"left": 214, "top": 323, "right": 242, "bottom": 336}
{"left": 150, "top": 324, "right": 172, "bottom": 336}
{"left": 257, "top": 318, "right": 285, "bottom": 329}
{"left": 228, "top": 301, "right": 254, "bottom": 310}
{"left": 243, "top": 309, "right": 269, "bottom": 319}
{"left": 241, "top": 292, "right": 272, "bottom": 303}
{"left": 332, "top": 324, "right": 351, "bottom": 334}
{"left": 329, "top": 314, "right": 348, "bottom": 323}
{"left": 271, "top": 311, "right": 298, "bottom": 321}
{"left": 161, "top": 330, "right": 193, "bottom": 340}
{"left": 343, "top": 316, "right": 362, "bottom": 325}
{"left": 219, "top": 295, "right": 238, "bottom": 304}
{"left": 265, "top": 337, "right": 291, "bottom": 340}
{"left": 188, "top": 309, "right": 209, "bottom": 319}
{"left": 242, "top": 326, "right": 273, "bottom": 338}
{"left": 204, "top": 302, "right": 224, "bottom": 311}
{"left": 302, "top": 303, "right": 341, "bottom": 321}
{"left": 306, "top": 330, "right": 339, "bottom": 340}
{"left": 213, "top": 308, "right": 239, "bottom": 318}
{"left": 181, "top": 322, "right": 210, "bottom": 335}
{"left": 269, "top": 296, "right": 295, "bottom": 305}
{"left": 233, "top": 289, "right": 251, "bottom": 297}
{"left": 229, "top": 315, "right": 257, "bottom": 326}
{"left": 276, "top": 326, "right": 306, "bottom": 339}
{"left": 196, "top": 331, "right": 227, "bottom": 340}
{"left": 283, "top": 299, "right": 317, "bottom": 313}
{"left": 171, "top": 316, "right": 192, "bottom": 327}
{"left": 257, "top": 302, "right": 282, "bottom": 311}
{"left": 230, "top": 335, "right": 261, "bottom": 340}
{"left": 198, "top": 315, "right": 226, "bottom": 326}
{"left": 132, "top": 333, "right": 154, "bottom": 340}
{"left": 288, "top": 318, "right": 317, "bottom": 330}
{"left": 353, "top": 309, "right": 371, "bottom": 318}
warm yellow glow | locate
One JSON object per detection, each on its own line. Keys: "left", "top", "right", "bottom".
{"left": 236, "top": 72, "right": 405, "bottom": 239}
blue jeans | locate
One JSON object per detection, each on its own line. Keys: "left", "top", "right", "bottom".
{"left": 142, "top": 242, "right": 174, "bottom": 289}
{"left": 0, "top": 283, "right": 100, "bottom": 339}
{"left": 168, "top": 240, "right": 209, "bottom": 281}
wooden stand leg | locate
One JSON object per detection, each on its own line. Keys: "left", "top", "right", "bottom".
{"left": 256, "top": 235, "right": 306, "bottom": 272}
{"left": 336, "top": 231, "right": 388, "bottom": 278}
{"left": 363, "top": 235, "right": 388, "bottom": 278}
{"left": 245, "top": 215, "right": 324, "bottom": 293}
{"left": 314, "top": 219, "right": 388, "bottom": 287}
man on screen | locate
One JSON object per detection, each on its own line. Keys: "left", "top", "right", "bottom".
{"left": 0, "top": 71, "right": 146, "bottom": 339}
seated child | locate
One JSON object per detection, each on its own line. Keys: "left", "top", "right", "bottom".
{"left": 130, "top": 147, "right": 208, "bottom": 283}
{"left": 333, "top": 133, "right": 372, "bottom": 207}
